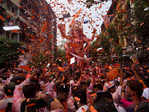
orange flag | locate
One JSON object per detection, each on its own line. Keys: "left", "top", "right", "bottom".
{"left": 26, "top": 74, "right": 31, "bottom": 79}
{"left": 81, "top": 108, "right": 86, "bottom": 112}
{"left": 11, "top": 30, "right": 19, "bottom": 33}
{"left": 0, "top": 15, "right": 5, "bottom": 21}
{"left": 19, "top": 65, "right": 31, "bottom": 72}
{"left": 0, "top": 109, "right": 5, "bottom": 112}
{"left": 90, "top": 93, "right": 96, "bottom": 97}
{"left": 57, "top": 66, "right": 65, "bottom": 72}
{"left": 102, "top": 15, "right": 110, "bottom": 29}
{"left": 74, "top": 97, "right": 80, "bottom": 101}
{"left": 41, "top": 22, "right": 47, "bottom": 32}
{"left": 19, "top": 49, "right": 25, "bottom": 54}
{"left": 71, "top": 8, "right": 82, "bottom": 25}
{"left": 89, "top": 105, "right": 98, "bottom": 112}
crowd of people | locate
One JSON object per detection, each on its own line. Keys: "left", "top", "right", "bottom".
{"left": 0, "top": 50, "right": 149, "bottom": 112}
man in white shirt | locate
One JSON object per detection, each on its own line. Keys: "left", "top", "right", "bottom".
{"left": 142, "top": 88, "right": 149, "bottom": 99}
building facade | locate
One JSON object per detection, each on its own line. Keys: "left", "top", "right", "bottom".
{"left": 0, "top": 0, "right": 21, "bottom": 41}
{"left": 20, "top": 0, "right": 57, "bottom": 56}
{"left": 0, "top": 0, "right": 57, "bottom": 52}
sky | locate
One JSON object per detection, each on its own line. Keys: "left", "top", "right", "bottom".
{"left": 46, "top": 0, "right": 112, "bottom": 48}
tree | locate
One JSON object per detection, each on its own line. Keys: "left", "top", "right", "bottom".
{"left": 86, "top": 0, "right": 108, "bottom": 8}
{"left": 89, "top": 0, "right": 134, "bottom": 65}
{"left": 134, "top": 0, "right": 149, "bottom": 49}
{"left": 0, "top": 37, "right": 22, "bottom": 70}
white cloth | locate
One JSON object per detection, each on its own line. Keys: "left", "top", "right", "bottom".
{"left": 13, "top": 79, "right": 29, "bottom": 112}
{"left": 50, "top": 109, "right": 63, "bottom": 112}
{"left": 103, "top": 81, "right": 115, "bottom": 91}
{"left": 76, "top": 105, "right": 88, "bottom": 112}
{"left": 45, "top": 81, "right": 56, "bottom": 98}
{"left": 112, "top": 86, "right": 122, "bottom": 103}
{"left": 0, "top": 97, "right": 13, "bottom": 110}
{"left": 142, "top": 88, "right": 149, "bottom": 99}
{"left": 67, "top": 96, "right": 75, "bottom": 111}
{"left": 114, "top": 103, "right": 127, "bottom": 112}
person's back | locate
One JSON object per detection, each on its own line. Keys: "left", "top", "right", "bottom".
{"left": 21, "top": 98, "right": 47, "bottom": 112}
{"left": 94, "top": 91, "right": 118, "bottom": 112}
{"left": 0, "top": 82, "right": 15, "bottom": 112}
{"left": 20, "top": 84, "right": 47, "bottom": 112}
{"left": 74, "top": 89, "right": 88, "bottom": 112}
{"left": 136, "top": 101, "right": 149, "bottom": 112}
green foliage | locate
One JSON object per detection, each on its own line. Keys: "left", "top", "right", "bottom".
{"left": 29, "top": 48, "right": 66, "bottom": 69}
{"left": 134, "top": 0, "right": 149, "bottom": 48}
{"left": 86, "top": 0, "right": 95, "bottom": 8}
{"left": 29, "top": 53, "right": 50, "bottom": 69}
{"left": 89, "top": 24, "right": 123, "bottom": 64}
{"left": 55, "top": 48, "right": 66, "bottom": 61}
{"left": 89, "top": 0, "right": 132, "bottom": 65}
{"left": 89, "top": 0, "right": 149, "bottom": 65}
{"left": 0, "top": 37, "right": 21, "bottom": 69}
{"left": 86, "top": 0, "right": 107, "bottom": 8}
